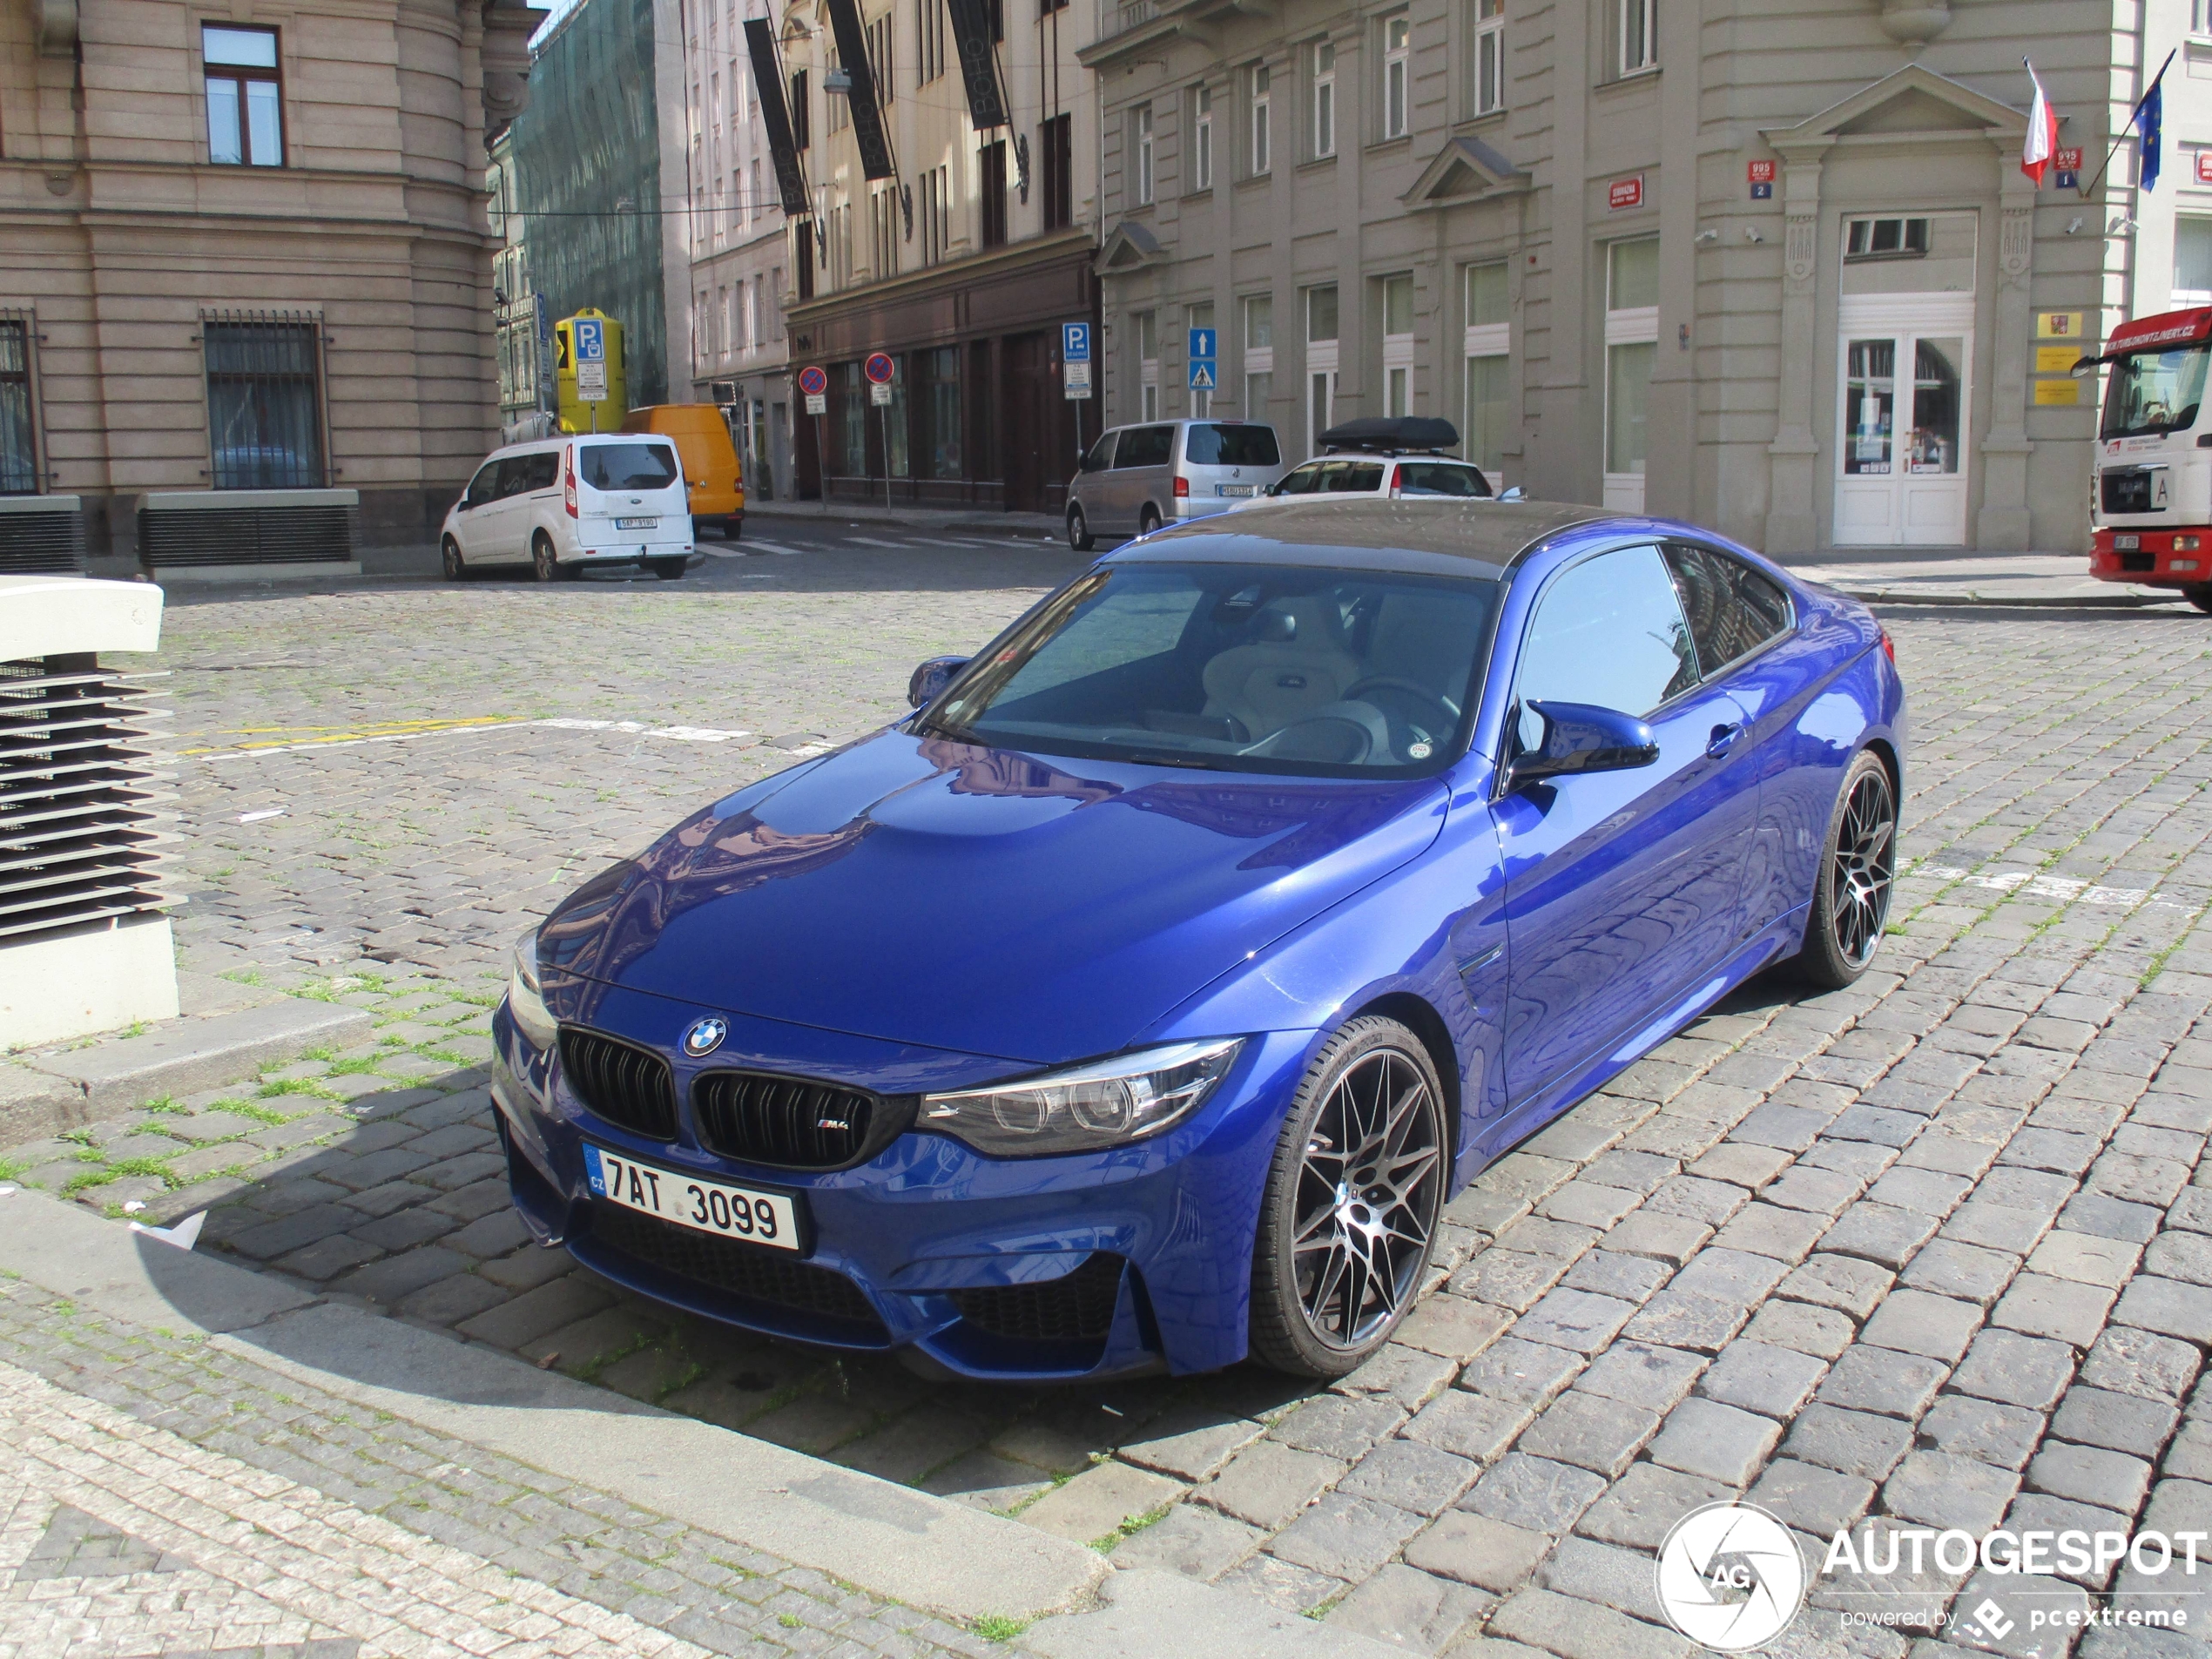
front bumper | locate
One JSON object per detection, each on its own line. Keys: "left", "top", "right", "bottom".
{"left": 2090, "top": 528, "right": 2211, "bottom": 589}
{"left": 489, "top": 996, "right": 1315, "bottom": 1382}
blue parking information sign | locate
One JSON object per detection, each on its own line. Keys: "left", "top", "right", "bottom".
{"left": 1062, "top": 321, "right": 1090, "bottom": 362}
{"left": 575, "top": 317, "right": 604, "bottom": 361}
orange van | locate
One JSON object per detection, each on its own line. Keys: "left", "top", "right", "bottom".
{"left": 621, "top": 404, "right": 745, "bottom": 538}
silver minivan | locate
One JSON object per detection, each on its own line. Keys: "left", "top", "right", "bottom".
{"left": 1066, "top": 419, "right": 1286, "bottom": 550}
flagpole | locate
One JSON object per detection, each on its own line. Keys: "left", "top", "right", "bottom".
{"left": 2078, "top": 46, "right": 2177, "bottom": 201}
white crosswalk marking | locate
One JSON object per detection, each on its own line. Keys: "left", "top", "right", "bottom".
{"left": 742, "top": 539, "right": 807, "bottom": 556}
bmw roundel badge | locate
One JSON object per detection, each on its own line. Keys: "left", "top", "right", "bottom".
{"left": 682, "top": 1017, "right": 727, "bottom": 1057}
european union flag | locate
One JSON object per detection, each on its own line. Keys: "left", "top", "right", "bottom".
{"left": 2141, "top": 77, "right": 2163, "bottom": 192}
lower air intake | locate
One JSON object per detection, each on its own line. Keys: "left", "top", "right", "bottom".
{"left": 949, "top": 1253, "right": 1125, "bottom": 1344}
{"left": 589, "top": 1204, "right": 886, "bottom": 1339}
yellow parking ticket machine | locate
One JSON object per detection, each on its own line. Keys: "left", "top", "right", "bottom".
{"left": 555, "top": 308, "right": 626, "bottom": 434}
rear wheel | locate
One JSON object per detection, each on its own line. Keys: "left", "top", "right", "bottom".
{"left": 1138, "top": 505, "right": 1163, "bottom": 536}
{"left": 651, "top": 557, "right": 686, "bottom": 580}
{"left": 1068, "top": 504, "right": 1095, "bottom": 552}
{"left": 2188, "top": 583, "right": 2212, "bottom": 615}
{"left": 532, "top": 534, "right": 562, "bottom": 583}
{"left": 440, "top": 536, "right": 466, "bottom": 582}
{"left": 1796, "top": 749, "right": 1898, "bottom": 989}
{"left": 725, "top": 516, "right": 744, "bottom": 541}
{"left": 1248, "top": 1016, "right": 1447, "bottom": 1378}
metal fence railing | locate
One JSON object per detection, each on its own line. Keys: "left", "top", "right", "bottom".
{"left": 1095, "top": 0, "right": 1159, "bottom": 39}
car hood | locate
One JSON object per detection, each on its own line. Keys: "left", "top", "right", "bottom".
{"left": 540, "top": 731, "right": 1448, "bottom": 1065}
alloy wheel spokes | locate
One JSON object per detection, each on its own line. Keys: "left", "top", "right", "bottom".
{"left": 1830, "top": 772, "right": 1896, "bottom": 966}
{"left": 1291, "top": 1049, "right": 1443, "bottom": 1350}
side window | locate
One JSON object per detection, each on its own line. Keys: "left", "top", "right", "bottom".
{"left": 526, "top": 452, "right": 560, "bottom": 490}
{"left": 1082, "top": 432, "right": 1118, "bottom": 471}
{"left": 1116, "top": 425, "right": 1174, "bottom": 466}
{"left": 1514, "top": 545, "right": 1697, "bottom": 747}
{"left": 1663, "top": 544, "right": 1793, "bottom": 675}
{"left": 1332, "top": 462, "right": 1385, "bottom": 492}
{"left": 1275, "top": 462, "right": 1325, "bottom": 495}
{"left": 495, "top": 456, "right": 534, "bottom": 497}
{"left": 465, "top": 462, "right": 502, "bottom": 507}
{"left": 1398, "top": 462, "right": 1488, "bottom": 497}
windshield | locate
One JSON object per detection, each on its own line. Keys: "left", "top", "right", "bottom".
{"left": 922, "top": 563, "right": 1498, "bottom": 774}
{"left": 1185, "top": 423, "right": 1281, "bottom": 466}
{"left": 581, "top": 442, "right": 679, "bottom": 490}
{"left": 2102, "top": 345, "right": 2212, "bottom": 440}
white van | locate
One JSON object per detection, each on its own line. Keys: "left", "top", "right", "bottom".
{"left": 439, "top": 434, "right": 701, "bottom": 581}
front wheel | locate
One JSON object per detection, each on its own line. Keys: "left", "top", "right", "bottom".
{"left": 1249, "top": 1017, "right": 1447, "bottom": 1378}
{"left": 1068, "top": 504, "right": 1095, "bottom": 552}
{"left": 651, "top": 557, "right": 686, "bottom": 580}
{"left": 441, "top": 537, "right": 466, "bottom": 582}
{"left": 2188, "top": 583, "right": 2212, "bottom": 615}
{"left": 1796, "top": 749, "right": 1898, "bottom": 989}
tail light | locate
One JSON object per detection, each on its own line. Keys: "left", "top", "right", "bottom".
{"left": 563, "top": 445, "right": 577, "bottom": 517}
{"left": 1878, "top": 627, "right": 1896, "bottom": 665}
{"left": 1173, "top": 475, "right": 1189, "bottom": 498}
{"left": 1388, "top": 464, "right": 1403, "bottom": 498}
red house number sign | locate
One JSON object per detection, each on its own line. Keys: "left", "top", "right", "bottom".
{"left": 1609, "top": 175, "right": 1644, "bottom": 211}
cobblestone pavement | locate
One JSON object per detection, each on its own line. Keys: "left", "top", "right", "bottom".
{"left": 0, "top": 1276, "right": 996, "bottom": 1658}
{"left": 8, "top": 526, "right": 2212, "bottom": 1656}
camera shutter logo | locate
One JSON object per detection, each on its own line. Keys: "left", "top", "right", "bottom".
{"left": 1655, "top": 1502, "right": 1806, "bottom": 1651}
{"left": 683, "top": 1018, "right": 727, "bottom": 1058}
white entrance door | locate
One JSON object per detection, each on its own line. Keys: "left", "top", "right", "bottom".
{"left": 1834, "top": 295, "right": 1973, "bottom": 546}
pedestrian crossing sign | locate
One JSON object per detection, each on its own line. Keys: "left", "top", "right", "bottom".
{"left": 1189, "top": 362, "right": 1217, "bottom": 390}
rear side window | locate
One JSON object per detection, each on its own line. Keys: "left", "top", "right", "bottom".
{"left": 1396, "top": 462, "right": 1490, "bottom": 498}
{"left": 582, "top": 442, "right": 679, "bottom": 490}
{"left": 1184, "top": 423, "right": 1281, "bottom": 466}
{"left": 526, "top": 452, "right": 559, "bottom": 490}
{"left": 1664, "top": 544, "right": 1794, "bottom": 675}
{"left": 1116, "top": 426, "right": 1176, "bottom": 467}
{"left": 1327, "top": 462, "right": 1385, "bottom": 492}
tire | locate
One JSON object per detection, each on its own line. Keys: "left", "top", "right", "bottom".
{"left": 2188, "top": 583, "right": 2212, "bottom": 615}
{"left": 1795, "top": 749, "right": 1898, "bottom": 989}
{"left": 1248, "top": 1016, "right": 1448, "bottom": 1378}
{"left": 725, "top": 516, "right": 743, "bottom": 542}
{"left": 440, "top": 536, "right": 466, "bottom": 582}
{"left": 1138, "top": 505, "right": 1163, "bottom": 536}
{"left": 532, "top": 535, "right": 561, "bottom": 583}
{"left": 1068, "top": 504, "right": 1095, "bottom": 553}
{"left": 651, "top": 557, "right": 686, "bottom": 580}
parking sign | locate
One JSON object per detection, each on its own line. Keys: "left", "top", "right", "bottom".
{"left": 1062, "top": 321, "right": 1091, "bottom": 362}
{"left": 575, "top": 318, "right": 604, "bottom": 361}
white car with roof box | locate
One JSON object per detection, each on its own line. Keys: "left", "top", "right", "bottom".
{"left": 1226, "top": 416, "right": 1510, "bottom": 513}
{"left": 440, "top": 433, "right": 703, "bottom": 582}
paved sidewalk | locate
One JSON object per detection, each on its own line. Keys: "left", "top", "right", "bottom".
{"left": 1780, "top": 549, "right": 2192, "bottom": 610}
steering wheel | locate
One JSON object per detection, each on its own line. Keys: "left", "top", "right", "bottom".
{"left": 1242, "top": 716, "right": 1373, "bottom": 764}
{"left": 1342, "top": 676, "right": 1460, "bottom": 733}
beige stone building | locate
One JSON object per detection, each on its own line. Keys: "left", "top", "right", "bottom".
{"left": 1085, "top": 0, "right": 2212, "bottom": 553}
{"left": 0, "top": 0, "right": 541, "bottom": 570}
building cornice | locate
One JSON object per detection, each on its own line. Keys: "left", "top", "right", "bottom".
{"left": 785, "top": 226, "right": 1098, "bottom": 325}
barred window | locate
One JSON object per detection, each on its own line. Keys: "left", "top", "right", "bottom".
{"left": 204, "top": 315, "right": 325, "bottom": 489}
{"left": 0, "top": 320, "right": 35, "bottom": 495}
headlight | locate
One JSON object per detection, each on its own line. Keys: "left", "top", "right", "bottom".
{"left": 921, "top": 1038, "right": 1244, "bottom": 1158}
{"left": 505, "top": 927, "right": 558, "bottom": 1052}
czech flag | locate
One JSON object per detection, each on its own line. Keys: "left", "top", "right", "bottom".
{"left": 2021, "top": 60, "right": 2058, "bottom": 185}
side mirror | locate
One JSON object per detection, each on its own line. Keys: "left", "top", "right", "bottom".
{"left": 907, "top": 655, "right": 969, "bottom": 709}
{"left": 1507, "top": 700, "right": 1659, "bottom": 787}
{"left": 1499, "top": 486, "right": 1525, "bottom": 502}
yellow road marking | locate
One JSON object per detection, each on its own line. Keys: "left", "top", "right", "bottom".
{"left": 178, "top": 716, "right": 523, "bottom": 756}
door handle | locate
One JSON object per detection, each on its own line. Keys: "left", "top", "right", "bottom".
{"left": 1706, "top": 722, "right": 1744, "bottom": 759}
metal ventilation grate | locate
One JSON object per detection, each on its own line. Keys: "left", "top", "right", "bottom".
{"left": 0, "top": 657, "right": 172, "bottom": 942}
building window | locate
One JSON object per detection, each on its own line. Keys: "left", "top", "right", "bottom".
{"left": 0, "top": 319, "right": 35, "bottom": 495}
{"left": 1041, "top": 112, "right": 1073, "bottom": 229}
{"left": 867, "top": 14, "right": 894, "bottom": 103}
{"left": 203, "top": 25, "right": 283, "bottom": 167}
{"left": 1137, "top": 310, "right": 1158, "bottom": 421}
{"left": 2179, "top": 218, "right": 2212, "bottom": 300}
{"left": 919, "top": 345, "right": 962, "bottom": 477}
{"left": 1242, "top": 293, "right": 1273, "bottom": 421}
{"left": 2195, "top": 0, "right": 2211, "bottom": 33}
{"left": 1311, "top": 41, "right": 1336, "bottom": 158}
{"left": 796, "top": 220, "right": 817, "bottom": 298}
{"left": 918, "top": 0, "right": 947, "bottom": 83}
{"left": 791, "top": 70, "right": 810, "bottom": 149}
{"left": 1604, "top": 238, "right": 1659, "bottom": 509}
{"left": 752, "top": 275, "right": 765, "bottom": 347}
{"left": 871, "top": 183, "right": 899, "bottom": 280}
{"left": 1190, "top": 301, "right": 1214, "bottom": 417}
{"left": 981, "top": 139, "right": 1008, "bottom": 246}
{"left": 1473, "top": 0, "right": 1504, "bottom": 115}
{"left": 1381, "top": 16, "right": 1409, "bottom": 141}
{"left": 828, "top": 199, "right": 853, "bottom": 287}
{"left": 1250, "top": 64, "right": 1271, "bottom": 175}
{"left": 835, "top": 361, "right": 867, "bottom": 475}
{"left": 1135, "top": 105, "right": 1155, "bottom": 206}
{"left": 921, "top": 164, "right": 952, "bottom": 262}
{"left": 1844, "top": 217, "right": 1930, "bottom": 262}
{"left": 1305, "top": 284, "right": 1338, "bottom": 454}
{"left": 1619, "top": 0, "right": 1655, "bottom": 77}
{"left": 1192, "top": 85, "right": 1214, "bottom": 191}
{"left": 203, "top": 315, "right": 324, "bottom": 489}
{"left": 1463, "top": 259, "right": 1509, "bottom": 475}
{"left": 749, "top": 159, "right": 762, "bottom": 226}
{"left": 1380, "top": 273, "right": 1413, "bottom": 416}
{"left": 826, "top": 51, "right": 848, "bottom": 132}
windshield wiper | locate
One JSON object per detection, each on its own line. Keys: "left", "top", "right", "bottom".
{"left": 1116, "top": 749, "right": 1223, "bottom": 770}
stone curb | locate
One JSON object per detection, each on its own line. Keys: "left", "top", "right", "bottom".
{"left": 1835, "top": 585, "right": 2184, "bottom": 610}
{"left": 2, "top": 998, "right": 375, "bottom": 1142}
{"left": 0, "top": 1189, "right": 1395, "bottom": 1653}
{"left": 746, "top": 500, "right": 1069, "bottom": 538}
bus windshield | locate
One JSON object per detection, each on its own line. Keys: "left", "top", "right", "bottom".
{"left": 2103, "top": 344, "right": 2212, "bottom": 440}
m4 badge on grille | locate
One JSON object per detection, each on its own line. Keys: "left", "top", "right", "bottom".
{"left": 683, "top": 1017, "right": 727, "bottom": 1057}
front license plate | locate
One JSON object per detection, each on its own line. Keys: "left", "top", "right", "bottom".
{"left": 617, "top": 516, "right": 659, "bottom": 529}
{"left": 1217, "top": 484, "right": 1254, "bottom": 497}
{"left": 2114, "top": 534, "right": 2141, "bottom": 550}
{"left": 583, "top": 1143, "right": 801, "bottom": 1251}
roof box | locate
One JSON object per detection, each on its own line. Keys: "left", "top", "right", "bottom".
{"left": 1317, "top": 415, "right": 1460, "bottom": 454}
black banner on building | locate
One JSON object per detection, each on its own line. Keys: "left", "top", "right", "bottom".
{"left": 743, "top": 20, "right": 813, "bottom": 216}
{"left": 822, "top": 0, "right": 895, "bottom": 180}
{"left": 944, "top": 0, "right": 1008, "bottom": 131}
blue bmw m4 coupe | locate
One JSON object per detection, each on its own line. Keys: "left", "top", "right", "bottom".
{"left": 491, "top": 499, "right": 1905, "bottom": 1382}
